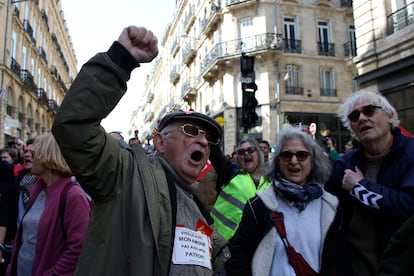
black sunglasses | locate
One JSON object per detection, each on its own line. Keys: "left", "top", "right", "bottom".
{"left": 279, "top": 151, "right": 311, "bottom": 162}
{"left": 347, "top": 105, "right": 382, "bottom": 122}
{"left": 179, "top": 124, "right": 220, "bottom": 145}
{"left": 237, "top": 147, "right": 257, "bottom": 155}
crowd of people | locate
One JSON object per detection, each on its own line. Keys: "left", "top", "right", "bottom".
{"left": 0, "top": 25, "right": 413, "bottom": 276}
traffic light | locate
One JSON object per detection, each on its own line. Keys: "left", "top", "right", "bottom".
{"left": 242, "top": 82, "right": 258, "bottom": 129}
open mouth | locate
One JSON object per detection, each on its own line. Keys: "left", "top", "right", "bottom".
{"left": 191, "top": 150, "right": 203, "bottom": 162}
{"left": 288, "top": 167, "right": 300, "bottom": 173}
{"left": 360, "top": 125, "right": 372, "bottom": 133}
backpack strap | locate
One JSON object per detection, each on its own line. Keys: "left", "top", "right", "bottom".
{"left": 270, "top": 212, "right": 319, "bottom": 276}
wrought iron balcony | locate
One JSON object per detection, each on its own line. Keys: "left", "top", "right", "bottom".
{"left": 201, "top": 33, "right": 283, "bottom": 76}
{"left": 387, "top": 2, "right": 414, "bottom": 34}
{"left": 181, "top": 77, "right": 197, "bottom": 100}
{"left": 320, "top": 88, "right": 337, "bottom": 96}
{"left": 283, "top": 39, "right": 302, "bottom": 54}
{"left": 200, "top": 7, "right": 222, "bottom": 35}
{"left": 226, "top": 0, "right": 258, "bottom": 8}
{"left": 20, "top": 70, "right": 35, "bottom": 90}
{"left": 343, "top": 40, "right": 356, "bottom": 57}
{"left": 10, "top": 58, "right": 21, "bottom": 76}
{"left": 285, "top": 86, "right": 304, "bottom": 95}
{"left": 48, "top": 99, "right": 59, "bottom": 114}
{"left": 37, "top": 88, "right": 49, "bottom": 106}
{"left": 184, "top": 5, "right": 196, "bottom": 33}
{"left": 340, "top": 0, "right": 352, "bottom": 8}
{"left": 23, "top": 20, "right": 36, "bottom": 43}
{"left": 169, "top": 65, "right": 181, "bottom": 84}
{"left": 317, "top": 42, "right": 335, "bottom": 56}
{"left": 38, "top": 47, "right": 47, "bottom": 63}
{"left": 182, "top": 40, "right": 197, "bottom": 65}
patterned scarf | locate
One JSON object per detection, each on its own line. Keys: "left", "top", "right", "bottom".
{"left": 19, "top": 174, "right": 38, "bottom": 210}
{"left": 274, "top": 174, "right": 323, "bottom": 211}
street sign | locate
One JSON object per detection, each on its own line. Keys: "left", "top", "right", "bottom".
{"left": 309, "top": 123, "right": 317, "bottom": 135}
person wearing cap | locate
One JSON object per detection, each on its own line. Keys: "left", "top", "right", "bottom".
{"left": 52, "top": 26, "right": 229, "bottom": 276}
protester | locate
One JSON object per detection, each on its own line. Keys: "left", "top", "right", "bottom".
{"left": 0, "top": 139, "right": 36, "bottom": 275}
{"left": 324, "top": 137, "right": 340, "bottom": 162}
{"left": 7, "top": 137, "right": 25, "bottom": 165}
{"left": 211, "top": 138, "right": 271, "bottom": 241}
{"left": 259, "top": 140, "right": 271, "bottom": 163}
{"left": 0, "top": 148, "right": 17, "bottom": 165}
{"left": 52, "top": 26, "right": 229, "bottom": 275}
{"left": 344, "top": 137, "right": 358, "bottom": 153}
{"left": 325, "top": 90, "right": 414, "bottom": 275}
{"left": 225, "top": 127, "right": 346, "bottom": 275}
{"left": 6, "top": 133, "right": 91, "bottom": 276}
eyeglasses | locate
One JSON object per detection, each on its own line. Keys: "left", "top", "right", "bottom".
{"left": 347, "top": 105, "right": 382, "bottom": 123}
{"left": 237, "top": 147, "right": 257, "bottom": 155}
{"left": 179, "top": 124, "right": 220, "bottom": 145}
{"left": 279, "top": 151, "right": 311, "bottom": 162}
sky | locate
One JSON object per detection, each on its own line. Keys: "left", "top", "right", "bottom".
{"left": 61, "top": 0, "right": 176, "bottom": 139}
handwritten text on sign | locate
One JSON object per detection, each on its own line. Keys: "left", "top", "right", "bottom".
{"left": 172, "top": 227, "right": 211, "bottom": 269}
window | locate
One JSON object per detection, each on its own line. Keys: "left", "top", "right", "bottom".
{"left": 317, "top": 21, "right": 334, "bottom": 56}
{"left": 344, "top": 25, "right": 357, "bottom": 57}
{"left": 239, "top": 17, "right": 254, "bottom": 50}
{"left": 320, "top": 68, "right": 336, "bottom": 96}
{"left": 389, "top": 0, "right": 414, "bottom": 33}
{"left": 283, "top": 17, "right": 301, "bottom": 53}
{"left": 284, "top": 65, "right": 303, "bottom": 95}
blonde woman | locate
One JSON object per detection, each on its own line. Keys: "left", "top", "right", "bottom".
{"left": 6, "top": 133, "right": 91, "bottom": 276}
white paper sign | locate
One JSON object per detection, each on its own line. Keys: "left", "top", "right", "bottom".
{"left": 172, "top": 227, "right": 212, "bottom": 269}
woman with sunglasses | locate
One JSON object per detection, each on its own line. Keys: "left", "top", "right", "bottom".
{"left": 325, "top": 90, "right": 414, "bottom": 275}
{"left": 210, "top": 138, "right": 272, "bottom": 241}
{"left": 225, "top": 127, "right": 347, "bottom": 275}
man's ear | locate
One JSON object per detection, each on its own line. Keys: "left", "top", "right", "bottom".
{"left": 153, "top": 133, "right": 165, "bottom": 154}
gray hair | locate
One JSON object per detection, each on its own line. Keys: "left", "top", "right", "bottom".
{"left": 265, "top": 127, "right": 332, "bottom": 184}
{"left": 236, "top": 138, "right": 265, "bottom": 174}
{"left": 338, "top": 90, "right": 399, "bottom": 135}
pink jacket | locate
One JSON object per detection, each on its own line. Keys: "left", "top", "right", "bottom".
{"left": 6, "top": 176, "right": 91, "bottom": 276}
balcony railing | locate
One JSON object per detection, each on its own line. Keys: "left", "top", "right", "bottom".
{"left": 20, "top": 70, "right": 35, "bottom": 89}
{"left": 23, "top": 20, "right": 36, "bottom": 43}
{"left": 169, "top": 65, "right": 181, "bottom": 84}
{"left": 201, "top": 33, "right": 283, "bottom": 75}
{"left": 181, "top": 77, "right": 197, "bottom": 99}
{"left": 184, "top": 5, "right": 196, "bottom": 33}
{"left": 283, "top": 39, "right": 302, "bottom": 54}
{"left": 285, "top": 86, "right": 304, "bottom": 95}
{"left": 320, "top": 88, "right": 337, "bottom": 96}
{"left": 182, "top": 40, "right": 197, "bottom": 65}
{"left": 317, "top": 42, "right": 335, "bottom": 56}
{"left": 387, "top": 2, "right": 414, "bottom": 34}
{"left": 38, "top": 47, "right": 47, "bottom": 63}
{"left": 48, "top": 99, "right": 59, "bottom": 113}
{"left": 10, "top": 58, "right": 21, "bottom": 76}
{"left": 226, "top": 0, "right": 258, "bottom": 7}
{"left": 343, "top": 40, "right": 356, "bottom": 57}
{"left": 37, "top": 88, "right": 49, "bottom": 106}
{"left": 340, "top": 0, "right": 352, "bottom": 8}
{"left": 200, "top": 6, "right": 222, "bottom": 35}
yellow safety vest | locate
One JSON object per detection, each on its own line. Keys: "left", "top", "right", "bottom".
{"left": 211, "top": 173, "right": 271, "bottom": 240}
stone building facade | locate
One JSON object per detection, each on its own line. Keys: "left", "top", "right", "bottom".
{"left": 131, "top": 0, "right": 357, "bottom": 154}
{"left": 0, "top": 0, "right": 77, "bottom": 146}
